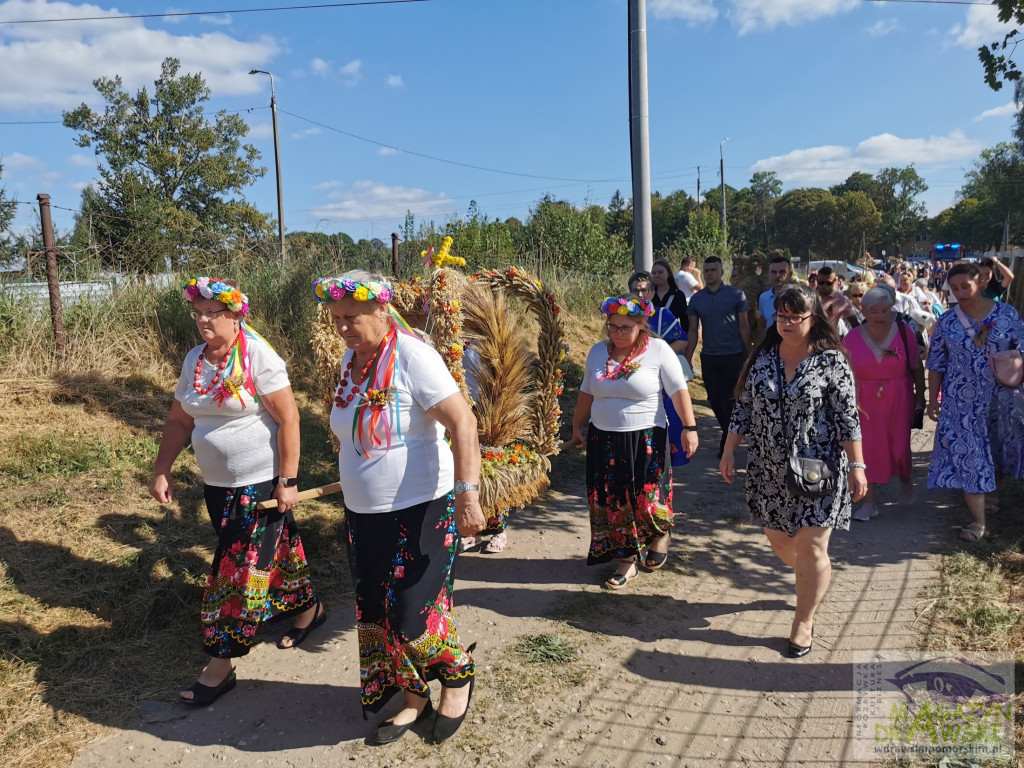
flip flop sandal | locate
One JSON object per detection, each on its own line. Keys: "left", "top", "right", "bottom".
{"left": 180, "top": 668, "right": 236, "bottom": 706}
{"left": 959, "top": 523, "right": 985, "bottom": 542}
{"left": 278, "top": 601, "right": 328, "bottom": 649}
{"left": 604, "top": 564, "right": 638, "bottom": 590}
{"left": 483, "top": 531, "right": 508, "bottom": 554}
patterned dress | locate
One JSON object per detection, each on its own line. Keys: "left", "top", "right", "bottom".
{"left": 845, "top": 323, "right": 918, "bottom": 484}
{"left": 926, "top": 303, "right": 1024, "bottom": 493}
{"left": 729, "top": 348, "right": 861, "bottom": 535}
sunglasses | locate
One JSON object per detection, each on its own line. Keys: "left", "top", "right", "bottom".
{"left": 818, "top": 280, "right": 835, "bottom": 287}
{"left": 850, "top": 293, "right": 864, "bottom": 298}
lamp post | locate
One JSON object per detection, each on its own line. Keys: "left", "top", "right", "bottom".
{"left": 720, "top": 137, "right": 729, "bottom": 252}
{"left": 249, "top": 69, "right": 286, "bottom": 261}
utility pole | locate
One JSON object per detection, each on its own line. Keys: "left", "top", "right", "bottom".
{"left": 696, "top": 166, "right": 701, "bottom": 218}
{"left": 249, "top": 69, "right": 287, "bottom": 261}
{"left": 628, "top": 0, "right": 653, "bottom": 272}
{"left": 720, "top": 138, "right": 729, "bottom": 252}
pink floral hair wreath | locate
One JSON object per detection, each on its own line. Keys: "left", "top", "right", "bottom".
{"left": 312, "top": 275, "right": 394, "bottom": 304}
{"left": 183, "top": 277, "right": 249, "bottom": 315}
{"left": 600, "top": 296, "right": 654, "bottom": 318}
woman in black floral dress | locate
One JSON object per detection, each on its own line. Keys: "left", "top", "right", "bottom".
{"left": 719, "top": 285, "right": 867, "bottom": 658}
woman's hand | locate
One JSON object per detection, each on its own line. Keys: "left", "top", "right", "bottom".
{"left": 926, "top": 400, "right": 940, "bottom": 421}
{"left": 848, "top": 467, "right": 868, "bottom": 502}
{"left": 272, "top": 483, "right": 299, "bottom": 514}
{"left": 571, "top": 424, "right": 587, "bottom": 447}
{"left": 149, "top": 472, "right": 174, "bottom": 503}
{"left": 719, "top": 451, "right": 735, "bottom": 484}
{"left": 682, "top": 429, "right": 698, "bottom": 459}
{"left": 454, "top": 493, "right": 486, "bottom": 537}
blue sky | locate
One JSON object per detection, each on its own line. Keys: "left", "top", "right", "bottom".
{"left": 1, "top": 0, "right": 1021, "bottom": 242}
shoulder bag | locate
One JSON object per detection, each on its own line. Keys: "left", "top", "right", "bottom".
{"left": 953, "top": 306, "right": 1023, "bottom": 388}
{"left": 896, "top": 319, "right": 925, "bottom": 429}
{"left": 775, "top": 352, "right": 840, "bottom": 499}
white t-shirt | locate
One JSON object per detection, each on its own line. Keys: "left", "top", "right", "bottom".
{"left": 330, "top": 333, "right": 460, "bottom": 514}
{"left": 675, "top": 270, "right": 700, "bottom": 299}
{"left": 174, "top": 336, "right": 291, "bottom": 488}
{"left": 580, "top": 338, "right": 687, "bottom": 432}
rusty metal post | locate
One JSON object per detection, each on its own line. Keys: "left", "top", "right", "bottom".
{"left": 391, "top": 233, "right": 400, "bottom": 279}
{"left": 37, "top": 194, "right": 66, "bottom": 361}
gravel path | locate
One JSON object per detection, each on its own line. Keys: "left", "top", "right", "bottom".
{"left": 73, "top": 420, "right": 958, "bottom": 768}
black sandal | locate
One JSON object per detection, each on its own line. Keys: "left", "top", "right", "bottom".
{"left": 604, "top": 563, "right": 638, "bottom": 590}
{"left": 180, "top": 668, "right": 237, "bottom": 706}
{"left": 644, "top": 550, "right": 668, "bottom": 570}
{"left": 278, "top": 601, "right": 328, "bottom": 649}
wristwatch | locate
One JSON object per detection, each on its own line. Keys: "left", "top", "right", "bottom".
{"left": 453, "top": 480, "right": 479, "bottom": 494}
{"left": 277, "top": 476, "right": 299, "bottom": 487}
{"left": 681, "top": 425, "right": 698, "bottom": 431}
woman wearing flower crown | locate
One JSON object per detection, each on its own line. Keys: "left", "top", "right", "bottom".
{"left": 926, "top": 261, "right": 1024, "bottom": 543}
{"left": 150, "top": 277, "right": 324, "bottom": 707}
{"left": 570, "top": 293, "right": 698, "bottom": 589}
{"left": 313, "top": 269, "right": 484, "bottom": 746}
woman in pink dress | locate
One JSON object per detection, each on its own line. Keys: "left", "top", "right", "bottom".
{"left": 844, "top": 286, "right": 925, "bottom": 520}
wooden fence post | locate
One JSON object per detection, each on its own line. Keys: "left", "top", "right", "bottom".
{"left": 36, "top": 193, "right": 66, "bottom": 361}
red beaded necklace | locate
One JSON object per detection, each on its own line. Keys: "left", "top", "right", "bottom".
{"left": 334, "top": 338, "right": 383, "bottom": 409}
{"left": 193, "top": 339, "right": 237, "bottom": 395}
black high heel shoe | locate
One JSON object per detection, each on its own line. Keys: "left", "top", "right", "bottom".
{"left": 432, "top": 675, "right": 474, "bottom": 744}
{"left": 372, "top": 696, "right": 434, "bottom": 745}
{"left": 786, "top": 628, "right": 814, "bottom": 658}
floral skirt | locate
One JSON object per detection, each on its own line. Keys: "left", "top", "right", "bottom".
{"left": 586, "top": 424, "right": 673, "bottom": 565}
{"left": 201, "top": 480, "right": 318, "bottom": 658}
{"left": 346, "top": 492, "right": 475, "bottom": 717}
{"left": 480, "top": 507, "right": 510, "bottom": 536}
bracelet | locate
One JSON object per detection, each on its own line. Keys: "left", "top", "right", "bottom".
{"left": 681, "top": 425, "right": 698, "bottom": 431}
{"left": 848, "top": 461, "right": 867, "bottom": 469}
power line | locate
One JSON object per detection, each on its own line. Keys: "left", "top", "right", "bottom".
{"left": 279, "top": 109, "right": 621, "bottom": 183}
{"left": 862, "top": 0, "right": 995, "bottom": 5}
{"left": 0, "top": 0, "right": 427, "bottom": 25}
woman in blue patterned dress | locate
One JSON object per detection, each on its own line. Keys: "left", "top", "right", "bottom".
{"left": 720, "top": 285, "right": 866, "bottom": 658}
{"left": 926, "top": 261, "right": 1024, "bottom": 542}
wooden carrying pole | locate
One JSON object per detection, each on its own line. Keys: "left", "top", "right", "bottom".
{"left": 256, "top": 482, "right": 342, "bottom": 510}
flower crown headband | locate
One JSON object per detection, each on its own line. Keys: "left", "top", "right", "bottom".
{"left": 600, "top": 296, "right": 654, "bottom": 318}
{"left": 312, "top": 275, "right": 394, "bottom": 304}
{"left": 183, "top": 277, "right": 249, "bottom": 315}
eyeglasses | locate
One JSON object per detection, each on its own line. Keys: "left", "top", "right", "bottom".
{"left": 849, "top": 293, "right": 864, "bottom": 298}
{"left": 634, "top": 286, "right": 654, "bottom": 294}
{"left": 190, "top": 308, "right": 229, "bottom": 320}
{"left": 607, "top": 323, "right": 639, "bottom": 334}
{"left": 818, "top": 280, "right": 835, "bottom": 287}
{"left": 776, "top": 314, "right": 812, "bottom": 325}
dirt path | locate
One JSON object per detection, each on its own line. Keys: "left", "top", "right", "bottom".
{"left": 72, "top": 419, "right": 960, "bottom": 768}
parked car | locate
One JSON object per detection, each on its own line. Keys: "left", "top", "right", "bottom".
{"left": 804, "top": 260, "right": 870, "bottom": 281}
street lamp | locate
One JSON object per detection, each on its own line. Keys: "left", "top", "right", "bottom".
{"left": 249, "top": 69, "right": 286, "bottom": 261}
{"left": 720, "top": 137, "right": 729, "bottom": 252}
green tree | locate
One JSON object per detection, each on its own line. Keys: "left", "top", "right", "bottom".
{"left": 932, "top": 198, "right": 1000, "bottom": 251}
{"left": 773, "top": 188, "right": 835, "bottom": 262}
{"left": 978, "top": 1, "right": 1024, "bottom": 91}
{"left": 606, "top": 190, "right": 632, "bottom": 243}
{"left": 677, "top": 211, "right": 724, "bottom": 265}
{"left": 873, "top": 166, "right": 928, "bottom": 256}
{"left": 0, "top": 160, "right": 16, "bottom": 244}
{"left": 960, "top": 142, "right": 1024, "bottom": 247}
{"left": 650, "top": 189, "right": 692, "bottom": 251}
{"left": 749, "top": 170, "right": 782, "bottom": 247}
{"left": 520, "top": 195, "right": 629, "bottom": 275}
{"left": 829, "top": 171, "right": 877, "bottom": 199}
{"left": 63, "top": 57, "right": 271, "bottom": 271}
{"left": 830, "top": 191, "right": 881, "bottom": 260}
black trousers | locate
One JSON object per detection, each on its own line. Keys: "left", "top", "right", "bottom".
{"left": 700, "top": 351, "right": 747, "bottom": 455}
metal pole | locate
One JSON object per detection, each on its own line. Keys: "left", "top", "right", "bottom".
{"left": 391, "top": 232, "right": 399, "bottom": 279}
{"left": 720, "top": 138, "right": 729, "bottom": 252}
{"left": 250, "top": 69, "right": 286, "bottom": 261}
{"left": 36, "top": 193, "right": 66, "bottom": 361}
{"left": 629, "top": 0, "right": 653, "bottom": 272}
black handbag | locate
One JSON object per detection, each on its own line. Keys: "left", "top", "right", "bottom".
{"left": 776, "top": 353, "right": 840, "bottom": 499}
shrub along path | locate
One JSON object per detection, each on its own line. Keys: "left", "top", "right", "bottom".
{"left": 72, "top": 420, "right": 962, "bottom": 768}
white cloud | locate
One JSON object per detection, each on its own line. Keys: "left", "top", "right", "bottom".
{"left": 649, "top": 0, "right": 718, "bottom": 25}
{"left": 386, "top": 74, "right": 403, "bottom": 87}
{"left": 377, "top": 147, "right": 398, "bottom": 156}
{"left": 340, "top": 59, "right": 362, "bottom": 86}
{"left": 290, "top": 127, "right": 321, "bottom": 140}
{"left": 311, "top": 181, "right": 453, "bottom": 222}
{"left": 2, "top": 152, "right": 46, "bottom": 172}
{"left": 0, "top": 0, "right": 279, "bottom": 112}
{"left": 65, "top": 154, "right": 94, "bottom": 168}
{"left": 866, "top": 19, "right": 900, "bottom": 38}
{"left": 312, "top": 180, "right": 345, "bottom": 191}
{"left": 728, "top": 0, "right": 859, "bottom": 34}
{"left": 948, "top": 5, "right": 1012, "bottom": 49}
{"left": 310, "top": 57, "right": 331, "bottom": 77}
{"left": 974, "top": 102, "right": 1022, "bottom": 121}
{"left": 247, "top": 121, "right": 273, "bottom": 140}
{"left": 751, "top": 131, "right": 984, "bottom": 187}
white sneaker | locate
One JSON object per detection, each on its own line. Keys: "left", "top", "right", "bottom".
{"left": 853, "top": 504, "right": 875, "bottom": 522}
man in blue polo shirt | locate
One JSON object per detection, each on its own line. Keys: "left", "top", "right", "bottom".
{"left": 685, "top": 256, "right": 751, "bottom": 457}
{"left": 757, "top": 256, "right": 792, "bottom": 341}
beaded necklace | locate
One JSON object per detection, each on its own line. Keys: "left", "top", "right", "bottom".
{"left": 193, "top": 338, "right": 238, "bottom": 395}
{"left": 598, "top": 338, "right": 648, "bottom": 381}
{"left": 334, "top": 343, "right": 381, "bottom": 408}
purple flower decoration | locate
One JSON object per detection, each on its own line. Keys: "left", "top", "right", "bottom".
{"left": 341, "top": 277, "right": 357, "bottom": 292}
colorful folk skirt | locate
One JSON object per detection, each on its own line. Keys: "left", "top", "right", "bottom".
{"left": 586, "top": 424, "right": 673, "bottom": 565}
{"left": 346, "top": 492, "right": 475, "bottom": 716}
{"left": 201, "top": 480, "right": 318, "bottom": 657}
{"left": 480, "top": 506, "right": 510, "bottom": 536}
